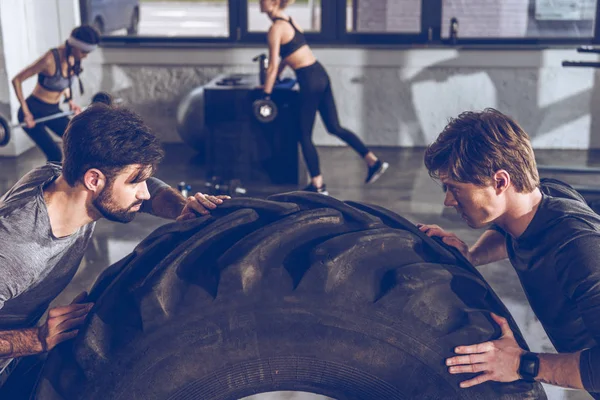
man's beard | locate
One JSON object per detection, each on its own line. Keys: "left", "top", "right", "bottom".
{"left": 92, "top": 186, "right": 143, "bottom": 223}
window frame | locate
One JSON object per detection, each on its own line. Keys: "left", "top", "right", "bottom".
{"left": 94, "top": 0, "right": 600, "bottom": 48}
{"left": 237, "top": 0, "right": 336, "bottom": 44}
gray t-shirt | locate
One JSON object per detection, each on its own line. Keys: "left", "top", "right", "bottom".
{"left": 0, "top": 163, "right": 169, "bottom": 376}
{"left": 0, "top": 163, "right": 168, "bottom": 341}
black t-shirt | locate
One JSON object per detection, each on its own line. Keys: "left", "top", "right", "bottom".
{"left": 493, "top": 179, "right": 600, "bottom": 395}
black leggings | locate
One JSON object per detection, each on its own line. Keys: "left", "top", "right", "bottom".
{"left": 295, "top": 61, "right": 369, "bottom": 178}
{"left": 18, "top": 96, "right": 69, "bottom": 162}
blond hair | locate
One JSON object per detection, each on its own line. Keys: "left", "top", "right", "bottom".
{"left": 279, "top": 0, "right": 295, "bottom": 9}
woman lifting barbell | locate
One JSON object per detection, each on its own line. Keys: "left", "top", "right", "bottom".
{"left": 11, "top": 25, "right": 100, "bottom": 162}
{"left": 260, "top": 0, "right": 388, "bottom": 194}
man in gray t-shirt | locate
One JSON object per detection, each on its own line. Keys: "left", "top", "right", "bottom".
{"left": 0, "top": 105, "right": 227, "bottom": 396}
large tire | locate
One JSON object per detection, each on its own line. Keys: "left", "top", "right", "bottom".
{"left": 36, "top": 193, "right": 546, "bottom": 399}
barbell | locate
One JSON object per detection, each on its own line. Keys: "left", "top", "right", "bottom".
{"left": 0, "top": 91, "right": 121, "bottom": 148}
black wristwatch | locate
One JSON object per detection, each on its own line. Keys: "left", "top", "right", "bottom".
{"left": 518, "top": 352, "right": 540, "bottom": 382}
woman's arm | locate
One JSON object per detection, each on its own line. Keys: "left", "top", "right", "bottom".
{"left": 11, "top": 52, "right": 53, "bottom": 117}
{"left": 263, "top": 24, "right": 283, "bottom": 96}
{"left": 277, "top": 60, "right": 287, "bottom": 80}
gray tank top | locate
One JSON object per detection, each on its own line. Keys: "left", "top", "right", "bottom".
{"left": 37, "top": 49, "right": 77, "bottom": 92}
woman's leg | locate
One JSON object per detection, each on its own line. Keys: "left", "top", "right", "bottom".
{"left": 317, "top": 72, "right": 389, "bottom": 183}
{"left": 296, "top": 65, "right": 327, "bottom": 189}
{"left": 298, "top": 91, "right": 326, "bottom": 189}
{"left": 298, "top": 93, "right": 320, "bottom": 178}
{"left": 45, "top": 115, "right": 71, "bottom": 138}
{"left": 317, "top": 81, "right": 371, "bottom": 160}
{"left": 18, "top": 107, "right": 63, "bottom": 163}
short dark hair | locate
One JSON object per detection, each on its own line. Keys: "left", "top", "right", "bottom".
{"left": 71, "top": 25, "right": 101, "bottom": 45}
{"left": 62, "top": 104, "right": 165, "bottom": 186}
{"left": 424, "top": 108, "right": 540, "bottom": 193}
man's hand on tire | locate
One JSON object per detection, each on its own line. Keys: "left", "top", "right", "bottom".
{"left": 36, "top": 291, "right": 93, "bottom": 352}
{"left": 417, "top": 223, "right": 471, "bottom": 263}
{"left": 177, "top": 193, "right": 230, "bottom": 221}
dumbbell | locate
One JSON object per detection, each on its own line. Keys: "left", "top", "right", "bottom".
{"left": 253, "top": 97, "right": 278, "bottom": 123}
{"left": 204, "top": 177, "right": 247, "bottom": 196}
{"left": 0, "top": 91, "right": 122, "bottom": 147}
{"left": 251, "top": 78, "right": 297, "bottom": 123}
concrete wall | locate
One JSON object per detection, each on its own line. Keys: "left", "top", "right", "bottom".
{"left": 73, "top": 46, "right": 600, "bottom": 152}
{"left": 1, "top": 0, "right": 600, "bottom": 157}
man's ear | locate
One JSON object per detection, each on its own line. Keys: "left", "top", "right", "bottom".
{"left": 494, "top": 170, "right": 511, "bottom": 194}
{"left": 82, "top": 169, "right": 106, "bottom": 193}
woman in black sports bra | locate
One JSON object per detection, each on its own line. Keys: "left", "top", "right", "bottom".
{"left": 260, "top": 0, "right": 388, "bottom": 195}
{"left": 11, "top": 25, "right": 100, "bottom": 162}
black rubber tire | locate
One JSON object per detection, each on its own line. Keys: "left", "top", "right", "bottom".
{"left": 35, "top": 193, "right": 546, "bottom": 400}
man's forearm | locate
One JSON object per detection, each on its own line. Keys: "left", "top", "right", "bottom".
{"left": 149, "top": 187, "right": 186, "bottom": 220}
{"left": 536, "top": 352, "right": 584, "bottom": 390}
{"left": 0, "top": 328, "right": 43, "bottom": 359}
{"left": 469, "top": 230, "right": 508, "bottom": 266}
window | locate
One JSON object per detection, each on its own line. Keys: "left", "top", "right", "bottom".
{"left": 441, "top": 0, "right": 597, "bottom": 39}
{"left": 90, "top": 0, "right": 600, "bottom": 45}
{"left": 80, "top": 0, "right": 230, "bottom": 37}
{"left": 346, "top": 0, "right": 422, "bottom": 33}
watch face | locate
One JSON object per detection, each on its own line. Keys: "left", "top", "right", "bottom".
{"left": 519, "top": 352, "right": 540, "bottom": 381}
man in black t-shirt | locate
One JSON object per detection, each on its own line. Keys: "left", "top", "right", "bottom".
{"left": 419, "top": 108, "right": 600, "bottom": 398}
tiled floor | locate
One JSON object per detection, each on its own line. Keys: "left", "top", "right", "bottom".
{"left": 1, "top": 144, "right": 598, "bottom": 400}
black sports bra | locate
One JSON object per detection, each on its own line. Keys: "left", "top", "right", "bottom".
{"left": 274, "top": 17, "right": 308, "bottom": 59}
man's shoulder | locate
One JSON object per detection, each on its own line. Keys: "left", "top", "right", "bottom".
{"left": 541, "top": 214, "right": 600, "bottom": 266}
{"left": 537, "top": 204, "right": 600, "bottom": 237}
{"left": 0, "top": 163, "right": 61, "bottom": 207}
{"left": 526, "top": 191, "right": 600, "bottom": 252}
{"left": 14, "top": 163, "right": 62, "bottom": 188}
{"left": 538, "top": 178, "right": 597, "bottom": 221}
{"left": 540, "top": 178, "right": 587, "bottom": 204}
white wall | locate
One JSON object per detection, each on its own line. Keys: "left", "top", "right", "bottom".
{"left": 1, "top": 1, "right": 599, "bottom": 156}
{"left": 0, "top": 0, "right": 80, "bottom": 156}
{"left": 76, "top": 46, "right": 600, "bottom": 151}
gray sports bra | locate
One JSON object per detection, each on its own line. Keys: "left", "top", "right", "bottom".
{"left": 37, "top": 49, "right": 77, "bottom": 92}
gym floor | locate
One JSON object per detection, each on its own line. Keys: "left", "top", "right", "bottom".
{"left": 1, "top": 143, "right": 597, "bottom": 400}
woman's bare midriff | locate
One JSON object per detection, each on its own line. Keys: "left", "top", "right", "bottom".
{"left": 31, "top": 86, "right": 65, "bottom": 105}
{"left": 284, "top": 45, "right": 317, "bottom": 70}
